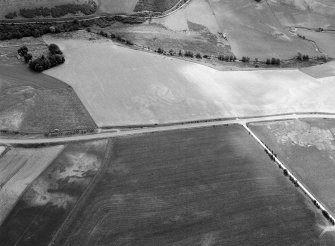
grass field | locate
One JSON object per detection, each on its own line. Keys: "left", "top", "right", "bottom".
{"left": 44, "top": 37, "right": 335, "bottom": 127}
{"left": 44, "top": 125, "right": 334, "bottom": 245}
{"left": 249, "top": 119, "right": 335, "bottom": 218}
{"left": 0, "top": 145, "right": 64, "bottom": 226}
{"left": 207, "top": 0, "right": 319, "bottom": 59}
{"left": 97, "top": 0, "right": 138, "bottom": 14}
{"left": 0, "top": 140, "right": 108, "bottom": 246}
{"left": 267, "top": 0, "right": 335, "bottom": 28}
{"left": 296, "top": 29, "right": 335, "bottom": 58}
{"left": 144, "top": 0, "right": 229, "bottom": 56}
{"left": 0, "top": 64, "right": 97, "bottom": 133}
{"left": 0, "top": 38, "right": 48, "bottom": 65}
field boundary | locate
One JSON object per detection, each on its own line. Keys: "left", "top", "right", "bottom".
{"left": 243, "top": 124, "right": 335, "bottom": 226}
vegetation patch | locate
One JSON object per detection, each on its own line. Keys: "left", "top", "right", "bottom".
{"left": 18, "top": 44, "right": 66, "bottom": 72}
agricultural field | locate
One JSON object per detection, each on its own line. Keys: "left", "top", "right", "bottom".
{"left": 207, "top": 0, "right": 319, "bottom": 59}
{"left": 96, "top": 0, "right": 231, "bottom": 60}
{"left": 44, "top": 35, "right": 335, "bottom": 127}
{"left": 0, "top": 145, "right": 64, "bottom": 226}
{"left": 249, "top": 119, "right": 335, "bottom": 217}
{"left": 300, "top": 61, "right": 335, "bottom": 78}
{"left": 0, "top": 0, "right": 93, "bottom": 19}
{"left": 0, "top": 139, "right": 108, "bottom": 246}
{"left": 101, "top": 21, "right": 230, "bottom": 58}
{"left": 134, "top": 0, "right": 180, "bottom": 12}
{"left": 41, "top": 125, "right": 334, "bottom": 245}
{"left": 153, "top": 0, "right": 220, "bottom": 34}
{"left": 267, "top": 0, "right": 335, "bottom": 28}
{"left": 296, "top": 29, "right": 335, "bottom": 58}
{"left": 0, "top": 64, "right": 97, "bottom": 133}
{"left": 96, "top": 0, "right": 138, "bottom": 14}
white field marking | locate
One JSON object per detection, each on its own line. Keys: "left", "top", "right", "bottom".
{"left": 1, "top": 113, "right": 335, "bottom": 145}
{"left": 319, "top": 224, "right": 335, "bottom": 238}
{"left": 242, "top": 123, "right": 335, "bottom": 226}
{"left": 0, "top": 146, "right": 5, "bottom": 157}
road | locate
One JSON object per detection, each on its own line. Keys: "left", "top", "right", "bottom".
{"left": 1, "top": 112, "right": 335, "bottom": 229}
{"left": 1, "top": 112, "right": 335, "bottom": 145}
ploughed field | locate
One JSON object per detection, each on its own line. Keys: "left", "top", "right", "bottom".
{"left": 249, "top": 119, "right": 335, "bottom": 219}
{"left": 44, "top": 37, "right": 335, "bottom": 127}
{"left": 13, "top": 125, "right": 330, "bottom": 245}
{"left": 0, "top": 64, "right": 96, "bottom": 134}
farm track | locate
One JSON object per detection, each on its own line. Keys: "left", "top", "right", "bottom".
{"left": 1, "top": 112, "right": 335, "bottom": 146}
{"left": 243, "top": 123, "right": 335, "bottom": 226}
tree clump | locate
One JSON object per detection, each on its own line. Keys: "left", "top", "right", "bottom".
{"left": 266, "top": 57, "right": 281, "bottom": 65}
{"left": 18, "top": 44, "right": 65, "bottom": 72}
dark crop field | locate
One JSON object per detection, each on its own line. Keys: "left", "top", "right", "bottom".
{"left": 0, "top": 65, "right": 97, "bottom": 133}
{"left": 0, "top": 140, "right": 109, "bottom": 246}
{"left": 250, "top": 119, "right": 335, "bottom": 218}
{"left": 49, "top": 125, "right": 332, "bottom": 245}
{"left": 134, "top": 0, "right": 181, "bottom": 12}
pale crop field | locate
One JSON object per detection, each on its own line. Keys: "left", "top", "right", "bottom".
{"left": 0, "top": 145, "right": 64, "bottom": 225}
{"left": 44, "top": 37, "right": 335, "bottom": 127}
